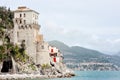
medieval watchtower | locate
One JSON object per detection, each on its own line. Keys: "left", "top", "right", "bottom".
{"left": 13, "top": 6, "right": 41, "bottom": 63}
{"left": 13, "top": 6, "right": 50, "bottom": 65}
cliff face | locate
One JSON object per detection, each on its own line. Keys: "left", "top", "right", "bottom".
{"left": 0, "top": 51, "right": 72, "bottom": 75}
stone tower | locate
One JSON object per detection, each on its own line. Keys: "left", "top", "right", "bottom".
{"left": 13, "top": 6, "right": 50, "bottom": 65}
{"left": 13, "top": 6, "right": 41, "bottom": 63}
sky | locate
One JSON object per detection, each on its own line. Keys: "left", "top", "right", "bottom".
{"left": 0, "top": 0, "right": 120, "bottom": 55}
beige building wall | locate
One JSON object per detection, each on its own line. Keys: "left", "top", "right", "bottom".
{"left": 36, "top": 42, "right": 50, "bottom": 65}
{"left": 36, "top": 34, "right": 43, "bottom": 42}
{"left": 13, "top": 6, "right": 51, "bottom": 64}
{"left": 13, "top": 7, "right": 40, "bottom": 63}
{"left": 14, "top": 7, "right": 39, "bottom": 25}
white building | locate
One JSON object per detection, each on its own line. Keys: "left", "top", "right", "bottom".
{"left": 49, "top": 46, "right": 63, "bottom": 63}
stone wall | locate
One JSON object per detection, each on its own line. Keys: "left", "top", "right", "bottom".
{"left": 36, "top": 42, "right": 50, "bottom": 65}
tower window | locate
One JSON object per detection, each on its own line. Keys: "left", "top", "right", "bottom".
{"left": 30, "top": 27, "right": 32, "bottom": 29}
{"left": 24, "top": 13, "right": 26, "bottom": 17}
{"left": 21, "top": 25, "right": 24, "bottom": 29}
{"left": 20, "top": 14, "right": 22, "bottom": 17}
{"left": 24, "top": 20, "right": 26, "bottom": 24}
{"left": 29, "top": 25, "right": 32, "bottom": 29}
{"left": 20, "top": 20, "right": 22, "bottom": 24}
{"left": 25, "top": 25, "right": 27, "bottom": 28}
{"left": 16, "top": 19, "right": 17, "bottom": 23}
{"left": 41, "top": 45, "right": 44, "bottom": 49}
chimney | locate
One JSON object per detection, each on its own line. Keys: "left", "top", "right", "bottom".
{"left": 18, "top": 6, "right": 27, "bottom": 9}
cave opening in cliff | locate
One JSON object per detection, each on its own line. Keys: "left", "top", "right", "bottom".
{"left": 1, "top": 59, "right": 13, "bottom": 73}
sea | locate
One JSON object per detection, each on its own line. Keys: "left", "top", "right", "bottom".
{"left": 30, "top": 71, "right": 120, "bottom": 80}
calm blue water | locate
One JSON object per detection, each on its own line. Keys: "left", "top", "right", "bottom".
{"left": 31, "top": 71, "right": 120, "bottom": 80}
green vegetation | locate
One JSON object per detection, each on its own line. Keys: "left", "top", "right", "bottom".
{"left": 0, "top": 6, "right": 29, "bottom": 62}
{"left": 10, "top": 44, "right": 29, "bottom": 62}
{"left": 0, "top": 6, "right": 14, "bottom": 62}
{"left": 28, "top": 64, "right": 36, "bottom": 70}
{"left": 41, "top": 64, "right": 51, "bottom": 69}
{"left": 0, "top": 6, "right": 13, "bottom": 44}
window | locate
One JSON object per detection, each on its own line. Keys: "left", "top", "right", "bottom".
{"left": 25, "top": 25, "right": 27, "bottom": 28}
{"left": 51, "top": 49, "right": 53, "bottom": 53}
{"left": 20, "top": 20, "right": 22, "bottom": 24}
{"left": 20, "top": 14, "right": 22, "bottom": 17}
{"left": 29, "top": 25, "right": 32, "bottom": 29}
{"left": 16, "top": 19, "right": 17, "bottom": 23}
{"left": 35, "top": 15, "right": 38, "bottom": 19}
{"left": 36, "top": 16, "right": 38, "bottom": 19}
{"left": 24, "top": 13, "right": 26, "bottom": 17}
{"left": 21, "top": 25, "right": 24, "bottom": 29}
{"left": 41, "top": 45, "right": 44, "bottom": 49}
{"left": 24, "top": 20, "right": 26, "bottom": 24}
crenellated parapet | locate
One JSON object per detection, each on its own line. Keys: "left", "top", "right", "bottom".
{"left": 16, "top": 24, "right": 40, "bottom": 30}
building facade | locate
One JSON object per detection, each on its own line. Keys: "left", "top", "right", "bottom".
{"left": 13, "top": 6, "right": 50, "bottom": 65}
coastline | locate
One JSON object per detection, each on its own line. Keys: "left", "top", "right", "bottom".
{"left": 0, "top": 72, "right": 75, "bottom": 80}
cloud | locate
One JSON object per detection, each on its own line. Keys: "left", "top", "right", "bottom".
{"left": 41, "top": 19, "right": 120, "bottom": 55}
{"left": 86, "top": 35, "right": 120, "bottom": 54}
{"left": 1, "top": 0, "right": 120, "bottom": 54}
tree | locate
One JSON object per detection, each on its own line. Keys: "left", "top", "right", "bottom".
{"left": 0, "top": 6, "right": 14, "bottom": 62}
{"left": 0, "top": 6, "right": 29, "bottom": 63}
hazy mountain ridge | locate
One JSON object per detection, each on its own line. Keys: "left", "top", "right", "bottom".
{"left": 48, "top": 40, "right": 120, "bottom": 70}
{"left": 115, "top": 52, "right": 120, "bottom": 56}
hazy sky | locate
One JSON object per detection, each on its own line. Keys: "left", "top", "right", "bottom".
{"left": 0, "top": 0, "right": 120, "bottom": 54}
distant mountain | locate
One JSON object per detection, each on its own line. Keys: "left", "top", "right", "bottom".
{"left": 48, "top": 40, "right": 120, "bottom": 70}
{"left": 48, "top": 40, "right": 69, "bottom": 51}
{"left": 115, "top": 52, "right": 120, "bottom": 56}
